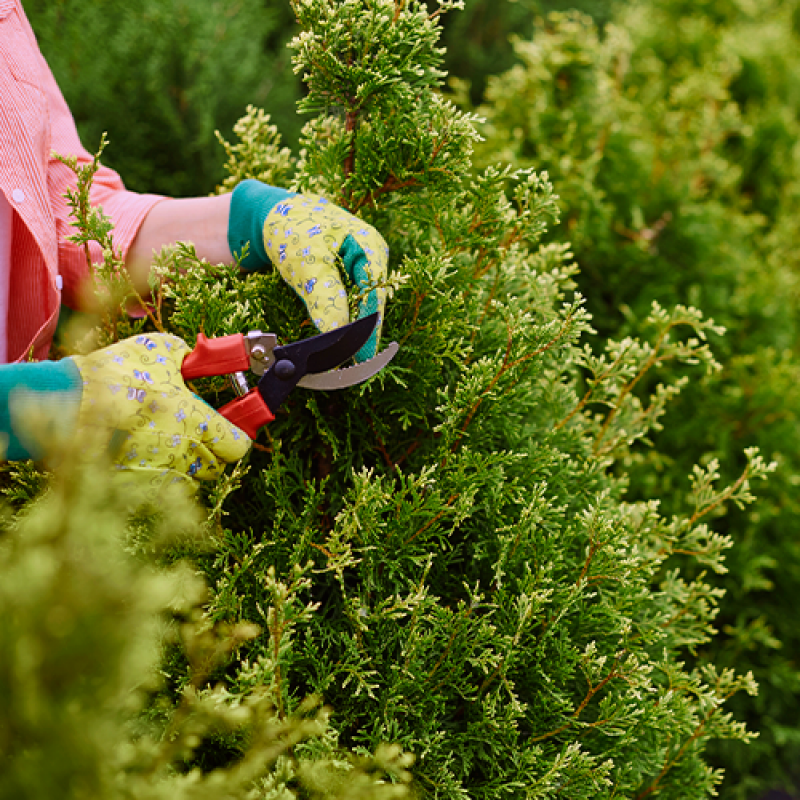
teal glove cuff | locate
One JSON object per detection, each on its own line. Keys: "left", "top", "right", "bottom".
{"left": 340, "top": 234, "right": 380, "bottom": 360}
{"left": 0, "top": 359, "right": 83, "bottom": 460}
{"left": 227, "top": 179, "right": 296, "bottom": 272}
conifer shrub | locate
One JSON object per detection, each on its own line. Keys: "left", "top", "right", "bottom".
{"left": 0, "top": 458, "right": 414, "bottom": 799}
{"left": 3, "top": 0, "right": 783, "bottom": 797}
{"left": 470, "top": 1, "right": 800, "bottom": 795}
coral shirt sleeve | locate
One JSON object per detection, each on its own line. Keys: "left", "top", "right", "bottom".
{"left": 41, "top": 69, "right": 165, "bottom": 308}
{"left": 20, "top": 9, "right": 164, "bottom": 310}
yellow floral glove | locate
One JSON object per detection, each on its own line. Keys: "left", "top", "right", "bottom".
{"left": 70, "top": 334, "right": 251, "bottom": 491}
{"left": 228, "top": 181, "right": 389, "bottom": 362}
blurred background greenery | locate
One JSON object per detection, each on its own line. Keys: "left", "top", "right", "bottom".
{"left": 23, "top": 0, "right": 613, "bottom": 197}
{"left": 20, "top": 0, "right": 800, "bottom": 797}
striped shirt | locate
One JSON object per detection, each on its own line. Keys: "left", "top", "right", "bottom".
{"left": 0, "top": 0, "right": 163, "bottom": 362}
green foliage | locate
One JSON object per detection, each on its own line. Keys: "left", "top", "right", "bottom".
{"left": 5, "top": 0, "right": 784, "bottom": 797}
{"left": 24, "top": 0, "right": 616, "bottom": 200}
{"left": 472, "top": 1, "right": 800, "bottom": 794}
{"left": 0, "top": 454, "right": 414, "bottom": 799}
{"left": 25, "top": 0, "right": 302, "bottom": 197}
{"left": 122, "top": 1, "right": 768, "bottom": 795}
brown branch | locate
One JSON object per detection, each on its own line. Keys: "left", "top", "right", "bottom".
{"left": 405, "top": 493, "right": 458, "bottom": 544}
{"left": 308, "top": 540, "right": 334, "bottom": 559}
{"left": 576, "top": 522, "right": 609, "bottom": 588}
{"left": 432, "top": 209, "right": 450, "bottom": 255}
{"left": 635, "top": 689, "right": 737, "bottom": 800}
{"left": 427, "top": 607, "right": 474, "bottom": 691}
{"left": 530, "top": 667, "right": 623, "bottom": 743}
{"left": 368, "top": 411, "right": 395, "bottom": 471}
{"left": 450, "top": 312, "right": 576, "bottom": 456}
{"left": 342, "top": 107, "right": 359, "bottom": 209}
{"left": 352, "top": 174, "right": 422, "bottom": 213}
{"left": 398, "top": 289, "right": 428, "bottom": 348}
{"left": 585, "top": 574, "right": 624, "bottom": 586}
{"left": 394, "top": 431, "right": 425, "bottom": 468}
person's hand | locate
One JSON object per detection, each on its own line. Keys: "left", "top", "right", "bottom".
{"left": 227, "top": 180, "right": 389, "bottom": 362}
{"left": 69, "top": 333, "right": 251, "bottom": 490}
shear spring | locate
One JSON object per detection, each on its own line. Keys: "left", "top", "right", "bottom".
{"left": 230, "top": 371, "right": 250, "bottom": 398}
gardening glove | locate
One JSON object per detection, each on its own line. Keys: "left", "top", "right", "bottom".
{"left": 227, "top": 179, "right": 389, "bottom": 363}
{"left": 0, "top": 334, "right": 251, "bottom": 493}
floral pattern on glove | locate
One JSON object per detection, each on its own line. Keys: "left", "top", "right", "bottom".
{"left": 263, "top": 194, "right": 389, "bottom": 361}
{"left": 70, "top": 334, "right": 251, "bottom": 497}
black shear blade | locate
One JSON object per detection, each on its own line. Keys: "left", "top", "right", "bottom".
{"left": 257, "top": 314, "right": 380, "bottom": 414}
{"left": 293, "top": 313, "right": 378, "bottom": 375}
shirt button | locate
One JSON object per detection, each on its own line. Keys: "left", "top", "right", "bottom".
{"left": 12, "top": 189, "right": 25, "bottom": 204}
{"left": 55, "top": 275, "right": 64, "bottom": 291}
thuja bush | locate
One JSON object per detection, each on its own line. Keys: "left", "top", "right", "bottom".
{"left": 122, "top": 0, "right": 775, "bottom": 796}
{"left": 0, "top": 457, "right": 414, "bottom": 800}
{"left": 5, "top": 0, "right": 780, "bottom": 797}
{"left": 471, "top": 1, "right": 800, "bottom": 795}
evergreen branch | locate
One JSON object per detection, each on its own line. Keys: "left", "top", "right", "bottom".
{"left": 591, "top": 323, "right": 675, "bottom": 454}
{"left": 634, "top": 687, "right": 738, "bottom": 800}
{"left": 530, "top": 672, "right": 621, "bottom": 743}
{"left": 554, "top": 351, "right": 629, "bottom": 432}
{"left": 450, "top": 310, "right": 576, "bottom": 455}
{"left": 592, "top": 371, "right": 683, "bottom": 458}
{"left": 426, "top": 607, "right": 474, "bottom": 694}
{"left": 658, "top": 575, "right": 710, "bottom": 630}
{"left": 474, "top": 267, "right": 505, "bottom": 337}
{"left": 576, "top": 517, "right": 609, "bottom": 587}
{"left": 56, "top": 135, "right": 168, "bottom": 340}
{"left": 405, "top": 493, "right": 458, "bottom": 544}
{"left": 270, "top": 607, "right": 286, "bottom": 718}
{"left": 687, "top": 463, "right": 751, "bottom": 527}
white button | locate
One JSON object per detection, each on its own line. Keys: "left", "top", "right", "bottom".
{"left": 12, "top": 189, "right": 25, "bottom": 204}
{"left": 55, "top": 275, "right": 63, "bottom": 291}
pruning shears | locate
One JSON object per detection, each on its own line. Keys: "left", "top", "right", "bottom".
{"left": 181, "top": 313, "right": 398, "bottom": 439}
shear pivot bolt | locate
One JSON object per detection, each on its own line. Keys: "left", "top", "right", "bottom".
{"left": 275, "top": 359, "right": 296, "bottom": 380}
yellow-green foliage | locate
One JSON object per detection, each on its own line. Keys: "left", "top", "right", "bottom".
{"left": 472, "top": 1, "right": 800, "bottom": 795}
{"left": 0, "top": 456, "right": 414, "bottom": 800}
{"left": 3, "top": 1, "right": 786, "bottom": 798}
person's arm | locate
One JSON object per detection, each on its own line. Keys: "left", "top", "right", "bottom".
{"left": 130, "top": 180, "right": 390, "bottom": 363}
{"left": 0, "top": 334, "right": 251, "bottom": 494}
{"left": 125, "top": 194, "right": 233, "bottom": 294}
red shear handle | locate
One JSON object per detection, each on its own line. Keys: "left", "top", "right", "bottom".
{"left": 218, "top": 391, "right": 275, "bottom": 440}
{"left": 181, "top": 332, "right": 250, "bottom": 380}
